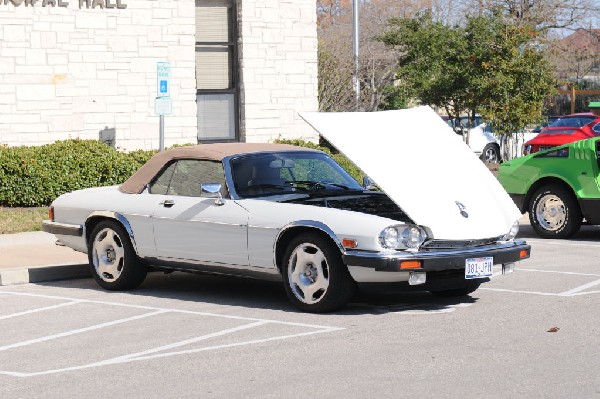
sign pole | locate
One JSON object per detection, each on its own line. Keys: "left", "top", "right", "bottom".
{"left": 159, "top": 115, "right": 165, "bottom": 151}
{"left": 155, "top": 61, "right": 172, "bottom": 151}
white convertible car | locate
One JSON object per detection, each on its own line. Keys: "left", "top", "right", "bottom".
{"left": 42, "top": 107, "right": 530, "bottom": 312}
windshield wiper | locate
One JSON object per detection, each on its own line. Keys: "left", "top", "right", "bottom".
{"left": 285, "top": 180, "right": 354, "bottom": 190}
{"left": 285, "top": 180, "right": 326, "bottom": 190}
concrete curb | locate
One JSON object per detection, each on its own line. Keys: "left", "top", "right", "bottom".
{"left": 0, "top": 263, "right": 90, "bottom": 286}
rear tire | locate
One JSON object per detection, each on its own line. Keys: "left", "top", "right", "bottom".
{"left": 88, "top": 221, "right": 147, "bottom": 291}
{"left": 528, "top": 184, "right": 581, "bottom": 239}
{"left": 282, "top": 233, "right": 356, "bottom": 313}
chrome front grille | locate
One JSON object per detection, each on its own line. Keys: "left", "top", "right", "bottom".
{"left": 421, "top": 237, "right": 503, "bottom": 251}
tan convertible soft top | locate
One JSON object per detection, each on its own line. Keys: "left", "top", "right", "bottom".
{"left": 119, "top": 142, "right": 315, "bottom": 194}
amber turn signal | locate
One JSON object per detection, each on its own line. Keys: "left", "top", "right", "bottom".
{"left": 519, "top": 249, "right": 529, "bottom": 259}
{"left": 400, "top": 260, "right": 422, "bottom": 270}
{"left": 342, "top": 239, "right": 357, "bottom": 248}
{"left": 48, "top": 206, "right": 55, "bottom": 222}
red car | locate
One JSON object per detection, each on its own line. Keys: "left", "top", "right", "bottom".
{"left": 523, "top": 113, "right": 600, "bottom": 155}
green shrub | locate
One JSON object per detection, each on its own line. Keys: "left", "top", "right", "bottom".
{"left": 0, "top": 140, "right": 155, "bottom": 207}
{"left": 275, "top": 139, "right": 365, "bottom": 184}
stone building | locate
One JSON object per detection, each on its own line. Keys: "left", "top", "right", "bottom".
{"left": 0, "top": 0, "right": 319, "bottom": 149}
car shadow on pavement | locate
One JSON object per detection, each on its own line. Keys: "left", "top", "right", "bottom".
{"left": 35, "top": 271, "right": 478, "bottom": 316}
{"left": 342, "top": 291, "right": 478, "bottom": 315}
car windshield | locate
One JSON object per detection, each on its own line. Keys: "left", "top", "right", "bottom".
{"left": 541, "top": 129, "right": 578, "bottom": 135}
{"left": 230, "top": 151, "right": 363, "bottom": 198}
{"left": 548, "top": 116, "right": 596, "bottom": 128}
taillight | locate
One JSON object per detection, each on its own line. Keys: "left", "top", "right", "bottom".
{"left": 48, "top": 206, "right": 55, "bottom": 221}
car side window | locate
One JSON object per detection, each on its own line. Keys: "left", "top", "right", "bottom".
{"left": 149, "top": 162, "right": 177, "bottom": 195}
{"left": 149, "top": 160, "right": 226, "bottom": 197}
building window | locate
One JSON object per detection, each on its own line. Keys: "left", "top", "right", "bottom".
{"left": 195, "top": 0, "right": 238, "bottom": 142}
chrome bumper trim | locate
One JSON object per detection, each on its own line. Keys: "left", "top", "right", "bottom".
{"left": 42, "top": 220, "right": 83, "bottom": 237}
{"left": 343, "top": 240, "right": 530, "bottom": 272}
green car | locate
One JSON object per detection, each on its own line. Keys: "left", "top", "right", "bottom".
{"left": 498, "top": 137, "right": 600, "bottom": 238}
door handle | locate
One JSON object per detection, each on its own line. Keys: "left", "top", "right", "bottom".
{"left": 160, "top": 200, "right": 175, "bottom": 208}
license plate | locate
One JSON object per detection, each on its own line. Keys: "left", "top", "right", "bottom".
{"left": 465, "top": 257, "right": 493, "bottom": 279}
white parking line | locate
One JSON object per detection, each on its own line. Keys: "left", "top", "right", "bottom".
{"left": 480, "top": 287, "right": 563, "bottom": 296}
{"left": 518, "top": 268, "right": 600, "bottom": 277}
{"left": 559, "top": 278, "right": 600, "bottom": 296}
{"left": 0, "top": 327, "right": 340, "bottom": 378}
{"left": 0, "top": 291, "right": 344, "bottom": 378}
{"left": 0, "top": 291, "right": 336, "bottom": 329}
{"left": 111, "top": 320, "right": 270, "bottom": 361}
{"left": 0, "top": 310, "right": 168, "bottom": 352}
{"left": 567, "top": 290, "right": 600, "bottom": 296}
{"left": 483, "top": 267, "right": 600, "bottom": 297}
{"left": 0, "top": 301, "right": 82, "bottom": 321}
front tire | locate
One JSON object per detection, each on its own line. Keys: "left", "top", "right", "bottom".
{"left": 528, "top": 184, "right": 581, "bottom": 239}
{"left": 88, "top": 221, "right": 147, "bottom": 290}
{"left": 282, "top": 233, "right": 356, "bottom": 313}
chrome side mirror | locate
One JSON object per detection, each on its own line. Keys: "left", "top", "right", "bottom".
{"left": 201, "top": 183, "right": 225, "bottom": 206}
{"left": 363, "top": 176, "right": 378, "bottom": 190}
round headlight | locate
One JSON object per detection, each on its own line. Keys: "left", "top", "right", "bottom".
{"left": 401, "top": 225, "right": 426, "bottom": 249}
{"left": 379, "top": 227, "right": 400, "bottom": 249}
{"left": 504, "top": 221, "right": 519, "bottom": 241}
{"left": 379, "top": 225, "right": 427, "bottom": 250}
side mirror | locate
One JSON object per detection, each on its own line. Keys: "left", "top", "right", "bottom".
{"left": 363, "top": 176, "right": 378, "bottom": 190}
{"left": 201, "top": 183, "right": 225, "bottom": 206}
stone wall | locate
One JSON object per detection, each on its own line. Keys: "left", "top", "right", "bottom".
{"left": 238, "top": 0, "right": 319, "bottom": 143}
{"left": 0, "top": 0, "right": 198, "bottom": 150}
{"left": 0, "top": 0, "right": 319, "bottom": 149}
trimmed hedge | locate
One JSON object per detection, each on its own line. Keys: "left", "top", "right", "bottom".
{"left": 0, "top": 140, "right": 155, "bottom": 207}
{"left": 274, "top": 139, "right": 365, "bottom": 184}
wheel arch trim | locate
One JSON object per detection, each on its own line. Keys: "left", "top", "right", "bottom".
{"left": 274, "top": 220, "right": 344, "bottom": 271}
{"left": 85, "top": 211, "right": 139, "bottom": 255}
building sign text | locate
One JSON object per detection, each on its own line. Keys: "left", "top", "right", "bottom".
{"left": 1, "top": 0, "right": 127, "bottom": 8}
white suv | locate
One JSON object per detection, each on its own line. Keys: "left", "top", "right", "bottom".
{"left": 443, "top": 116, "right": 501, "bottom": 163}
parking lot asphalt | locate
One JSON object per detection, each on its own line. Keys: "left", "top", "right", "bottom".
{"left": 1, "top": 217, "right": 599, "bottom": 398}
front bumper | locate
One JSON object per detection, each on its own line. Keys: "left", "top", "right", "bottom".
{"left": 343, "top": 240, "right": 530, "bottom": 272}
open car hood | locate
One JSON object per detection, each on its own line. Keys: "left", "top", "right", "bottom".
{"left": 300, "top": 106, "right": 521, "bottom": 240}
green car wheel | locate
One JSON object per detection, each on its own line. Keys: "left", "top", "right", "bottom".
{"left": 528, "top": 184, "right": 582, "bottom": 239}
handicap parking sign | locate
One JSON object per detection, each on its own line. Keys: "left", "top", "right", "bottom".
{"left": 157, "top": 62, "right": 171, "bottom": 98}
{"left": 159, "top": 80, "right": 168, "bottom": 94}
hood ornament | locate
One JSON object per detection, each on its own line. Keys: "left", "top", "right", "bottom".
{"left": 455, "top": 201, "right": 469, "bottom": 218}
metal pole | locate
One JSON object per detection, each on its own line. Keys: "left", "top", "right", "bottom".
{"left": 352, "top": 0, "right": 360, "bottom": 111}
{"left": 159, "top": 114, "right": 165, "bottom": 151}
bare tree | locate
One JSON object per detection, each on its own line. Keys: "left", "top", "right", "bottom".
{"left": 549, "top": 28, "right": 600, "bottom": 84}
{"left": 317, "top": 0, "right": 430, "bottom": 111}
{"left": 435, "top": 0, "right": 599, "bottom": 33}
